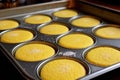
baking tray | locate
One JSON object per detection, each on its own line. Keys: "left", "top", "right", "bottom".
{"left": 0, "top": 0, "right": 120, "bottom": 80}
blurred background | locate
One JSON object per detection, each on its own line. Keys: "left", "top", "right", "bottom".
{"left": 0, "top": 0, "right": 55, "bottom": 9}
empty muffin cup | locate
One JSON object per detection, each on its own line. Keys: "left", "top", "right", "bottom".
{"left": 13, "top": 41, "right": 57, "bottom": 62}
{"left": 36, "top": 57, "right": 90, "bottom": 80}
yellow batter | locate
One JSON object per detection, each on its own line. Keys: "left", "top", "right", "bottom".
{"left": 95, "top": 26, "right": 120, "bottom": 39}
{"left": 58, "top": 33, "right": 94, "bottom": 49}
{"left": 1, "top": 29, "right": 33, "bottom": 43}
{"left": 86, "top": 46, "right": 120, "bottom": 67}
{"left": 53, "top": 9, "right": 78, "bottom": 18}
{"left": 39, "top": 22, "right": 69, "bottom": 35}
{"left": 0, "top": 19, "right": 19, "bottom": 30}
{"left": 71, "top": 16, "right": 100, "bottom": 28}
{"left": 25, "top": 14, "right": 51, "bottom": 24}
{"left": 40, "top": 59, "right": 86, "bottom": 80}
{"left": 15, "top": 42, "right": 55, "bottom": 62}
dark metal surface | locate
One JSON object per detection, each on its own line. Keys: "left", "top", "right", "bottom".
{"left": 0, "top": 50, "right": 26, "bottom": 80}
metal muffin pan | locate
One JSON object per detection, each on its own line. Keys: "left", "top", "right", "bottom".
{"left": 0, "top": 0, "right": 120, "bottom": 80}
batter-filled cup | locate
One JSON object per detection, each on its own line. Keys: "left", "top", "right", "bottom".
{"left": 24, "top": 14, "right": 52, "bottom": 24}
{"left": 39, "top": 22, "right": 69, "bottom": 35}
{"left": 53, "top": 9, "right": 78, "bottom": 18}
{"left": 14, "top": 41, "right": 56, "bottom": 62}
{"left": 0, "top": 28, "right": 34, "bottom": 44}
{"left": 85, "top": 46, "right": 120, "bottom": 67}
{"left": 71, "top": 16, "right": 101, "bottom": 28}
{"left": 0, "top": 19, "right": 19, "bottom": 30}
{"left": 58, "top": 33, "right": 94, "bottom": 49}
{"left": 37, "top": 57, "right": 89, "bottom": 80}
{"left": 94, "top": 24, "right": 120, "bottom": 39}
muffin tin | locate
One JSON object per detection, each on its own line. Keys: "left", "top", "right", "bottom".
{"left": 0, "top": 0, "right": 120, "bottom": 80}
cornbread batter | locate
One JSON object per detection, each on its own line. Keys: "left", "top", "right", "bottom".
{"left": 25, "top": 14, "right": 51, "bottom": 24}
{"left": 58, "top": 33, "right": 94, "bottom": 49}
{"left": 39, "top": 22, "right": 69, "bottom": 35}
{"left": 15, "top": 42, "right": 55, "bottom": 62}
{"left": 1, "top": 29, "right": 33, "bottom": 43}
{"left": 86, "top": 46, "right": 120, "bottom": 67}
{"left": 53, "top": 9, "right": 78, "bottom": 18}
{"left": 95, "top": 26, "right": 120, "bottom": 39}
{"left": 0, "top": 19, "right": 19, "bottom": 30}
{"left": 40, "top": 59, "right": 86, "bottom": 80}
{"left": 71, "top": 16, "right": 100, "bottom": 28}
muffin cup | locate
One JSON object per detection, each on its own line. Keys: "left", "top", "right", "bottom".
{"left": 12, "top": 41, "right": 58, "bottom": 62}
{"left": 83, "top": 45, "right": 120, "bottom": 67}
{"left": 52, "top": 8, "right": 79, "bottom": 18}
{"left": 35, "top": 56, "right": 91, "bottom": 80}
{"left": 37, "top": 21, "right": 70, "bottom": 35}
{"left": 0, "top": 28, "right": 36, "bottom": 44}
{"left": 24, "top": 14, "right": 52, "bottom": 25}
{"left": 93, "top": 24, "right": 120, "bottom": 39}
{"left": 70, "top": 15, "right": 102, "bottom": 28}
{"left": 0, "top": 19, "right": 20, "bottom": 31}
{"left": 57, "top": 32, "right": 96, "bottom": 49}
